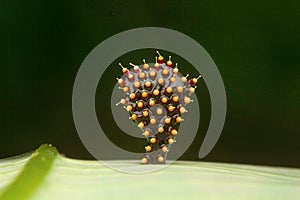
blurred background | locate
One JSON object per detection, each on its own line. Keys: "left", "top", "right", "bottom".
{"left": 1, "top": 0, "right": 299, "bottom": 167}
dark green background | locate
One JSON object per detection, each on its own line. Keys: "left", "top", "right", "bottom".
{"left": 1, "top": 0, "right": 299, "bottom": 167}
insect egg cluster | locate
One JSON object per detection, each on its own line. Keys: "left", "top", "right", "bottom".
{"left": 116, "top": 51, "right": 201, "bottom": 164}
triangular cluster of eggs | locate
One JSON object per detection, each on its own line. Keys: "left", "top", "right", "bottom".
{"left": 116, "top": 51, "right": 201, "bottom": 164}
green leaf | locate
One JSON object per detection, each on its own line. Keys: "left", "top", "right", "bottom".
{"left": 0, "top": 145, "right": 57, "bottom": 200}
{"left": 0, "top": 144, "right": 300, "bottom": 200}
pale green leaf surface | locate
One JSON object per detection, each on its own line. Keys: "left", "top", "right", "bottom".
{"left": 0, "top": 145, "right": 300, "bottom": 200}
{"left": 0, "top": 153, "right": 30, "bottom": 193}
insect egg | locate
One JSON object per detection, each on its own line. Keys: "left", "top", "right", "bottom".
{"left": 168, "top": 138, "right": 174, "bottom": 144}
{"left": 175, "top": 116, "right": 183, "bottom": 123}
{"left": 170, "top": 129, "right": 178, "bottom": 136}
{"left": 167, "top": 105, "right": 175, "bottom": 112}
{"left": 149, "top": 70, "right": 157, "bottom": 78}
{"left": 134, "top": 81, "right": 141, "bottom": 88}
{"left": 127, "top": 73, "right": 134, "bottom": 80}
{"left": 144, "top": 80, "right": 152, "bottom": 88}
{"left": 164, "top": 117, "right": 171, "bottom": 124}
{"left": 154, "top": 57, "right": 160, "bottom": 70}
{"left": 157, "top": 156, "right": 164, "bottom": 163}
{"left": 150, "top": 137, "right": 157, "bottom": 144}
{"left": 142, "top": 157, "right": 148, "bottom": 164}
{"left": 143, "top": 59, "right": 150, "bottom": 70}
{"left": 158, "top": 78, "right": 164, "bottom": 85}
{"left": 171, "top": 95, "right": 179, "bottom": 103}
{"left": 137, "top": 101, "right": 144, "bottom": 108}
{"left": 143, "top": 130, "right": 150, "bottom": 137}
{"left": 117, "top": 78, "right": 124, "bottom": 86}
{"left": 126, "top": 105, "right": 133, "bottom": 112}
{"left": 189, "top": 87, "right": 196, "bottom": 94}
{"left": 164, "top": 136, "right": 174, "bottom": 144}
{"left": 148, "top": 98, "right": 156, "bottom": 107}
{"left": 165, "top": 87, "right": 172, "bottom": 94}
{"left": 142, "top": 110, "right": 149, "bottom": 117}
{"left": 181, "top": 74, "right": 189, "bottom": 83}
{"left": 139, "top": 72, "right": 146, "bottom": 79}
{"left": 130, "top": 63, "right": 140, "bottom": 73}
{"left": 157, "top": 126, "right": 164, "bottom": 133}
{"left": 184, "top": 97, "right": 191, "bottom": 104}
{"left": 179, "top": 106, "right": 187, "bottom": 113}
{"left": 122, "top": 87, "right": 129, "bottom": 93}
{"left": 156, "top": 108, "right": 163, "bottom": 115}
{"left": 173, "top": 63, "right": 179, "bottom": 74}
{"left": 162, "top": 69, "right": 169, "bottom": 76}
{"left": 119, "top": 63, "right": 128, "bottom": 74}
{"left": 190, "top": 75, "right": 201, "bottom": 86}
{"left": 120, "top": 99, "right": 126, "bottom": 104}
{"left": 116, "top": 98, "right": 126, "bottom": 106}
{"left": 150, "top": 117, "right": 157, "bottom": 124}
{"left": 156, "top": 51, "right": 164, "bottom": 64}
{"left": 161, "top": 146, "right": 168, "bottom": 153}
{"left": 142, "top": 91, "right": 149, "bottom": 98}
{"left": 130, "top": 113, "right": 138, "bottom": 120}
{"left": 153, "top": 89, "right": 160, "bottom": 96}
{"left": 177, "top": 86, "right": 183, "bottom": 93}
{"left": 170, "top": 77, "right": 176, "bottom": 83}
{"left": 138, "top": 121, "right": 145, "bottom": 128}
{"left": 129, "top": 93, "right": 136, "bottom": 100}
{"left": 145, "top": 145, "right": 152, "bottom": 152}
{"left": 166, "top": 56, "right": 172, "bottom": 67}
{"left": 160, "top": 96, "right": 168, "bottom": 104}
